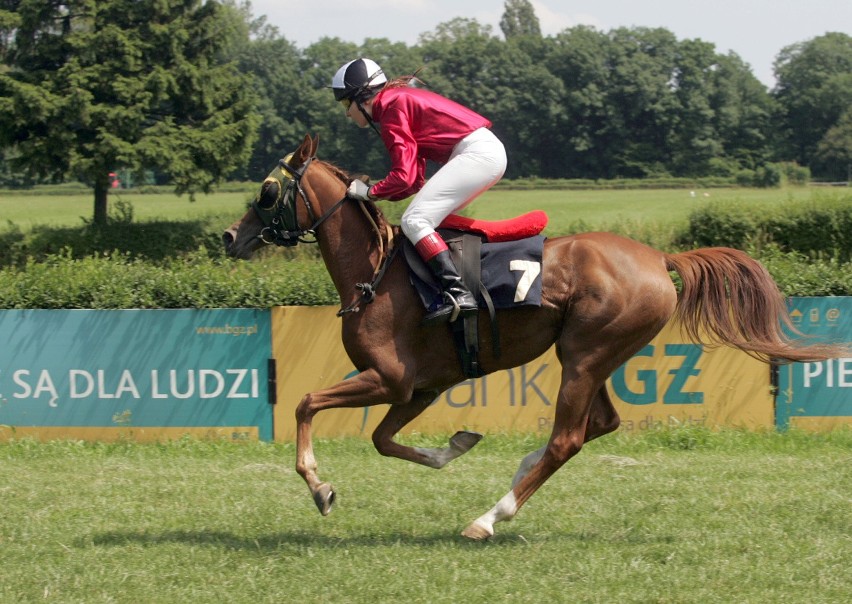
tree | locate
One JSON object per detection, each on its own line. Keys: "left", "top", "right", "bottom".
{"left": 772, "top": 32, "right": 852, "bottom": 174}
{"left": 231, "top": 13, "right": 304, "bottom": 179}
{"left": 814, "top": 108, "right": 852, "bottom": 181}
{"left": 420, "top": 17, "right": 563, "bottom": 178}
{"left": 600, "top": 27, "right": 681, "bottom": 178}
{"left": 708, "top": 52, "right": 774, "bottom": 171}
{"left": 0, "top": 0, "right": 259, "bottom": 224}
{"left": 543, "top": 26, "right": 614, "bottom": 178}
{"left": 667, "top": 38, "right": 723, "bottom": 176}
{"left": 499, "top": 0, "right": 541, "bottom": 39}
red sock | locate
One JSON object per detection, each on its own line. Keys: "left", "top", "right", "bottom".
{"left": 414, "top": 232, "right": 448, "bottom": 262}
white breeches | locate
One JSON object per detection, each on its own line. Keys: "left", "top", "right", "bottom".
{"left": 401, "top": 127, "right": 507, "bottom": 244}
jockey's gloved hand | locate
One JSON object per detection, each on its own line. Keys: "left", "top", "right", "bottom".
{"left": 347, "top": 180, "right": 374, "bottom": 201}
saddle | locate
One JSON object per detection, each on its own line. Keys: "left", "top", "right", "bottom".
{"left": 404, "top": 210, "right": 548, "bottom": 378}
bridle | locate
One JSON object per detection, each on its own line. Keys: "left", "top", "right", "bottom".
{"left": 251, "top": 153, "right": 398, "bottom": 316}
{"left": 252, "top": 154, "right": 348, "bottom": 247}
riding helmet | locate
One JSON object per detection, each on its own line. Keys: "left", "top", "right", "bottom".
{"left": 331, "top": 58, "right": 387, "bottom": 102}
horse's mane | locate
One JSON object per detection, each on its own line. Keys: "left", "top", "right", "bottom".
{"left": 319, "top": 159, "right": 351, "bottom": 184}
{"left": 318, "top": 159, "right": 391, "bottom": 232}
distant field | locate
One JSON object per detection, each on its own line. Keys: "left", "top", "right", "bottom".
{"left": 0, "top": 185, "right": 829, "bottom": 235}
{"left": 477, "top": 187, "right": 821, "bottom": 235}
{"left": 0, "top": 190, "right": 252, "bottom": 231}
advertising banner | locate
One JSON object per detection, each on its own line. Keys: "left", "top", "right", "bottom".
{"left": 0, "top": 309, "right": 273, "bottom": 441}
{"left": 272, "top": 307, "right": 774, "bottom": 441}
{"left": 776, "top": 297, "right": 852, "bottom": 430}
{"left": 608, "top": 322, "right": 774, "bottom": 432}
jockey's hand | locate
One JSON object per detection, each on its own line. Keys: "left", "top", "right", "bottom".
{"left": 347, "top": 179, "right": 374, "bottom": 201}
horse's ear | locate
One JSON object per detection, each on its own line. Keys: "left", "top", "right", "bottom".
{"left": 295, "top": 134, "right": 312, "bottom": 164}
{"left": 294, "top": 134, "right": 319, "bottom": 166}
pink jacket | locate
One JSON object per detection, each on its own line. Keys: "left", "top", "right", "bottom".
{"left": 369, "top": 86, "right": 491, "bottom": 201}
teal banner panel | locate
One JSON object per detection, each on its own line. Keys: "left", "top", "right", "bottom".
{"left": 776, "top": 297, "right": 852, "bottom": 429}
{"left": 0, "top": 309, "right": 273, "bottom": 440}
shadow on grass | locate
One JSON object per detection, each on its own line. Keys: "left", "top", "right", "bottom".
{"left": 83, "top": 526, "right": 677, "bottom": 549}
{"left": 86, "top": 529, "right": 472, "bottom": 549}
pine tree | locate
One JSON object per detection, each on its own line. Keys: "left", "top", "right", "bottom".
{"left": 0, "top": 0, "right": 258, "bottom": 223}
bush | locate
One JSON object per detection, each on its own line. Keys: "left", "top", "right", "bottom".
{"left": 762, "top": 197, "right": 852, "bottom": 262}
{"left": 754, "top": 244, "right": 852, "bottom": 296}
{"left": 754, "top": 164, "right": 783, "bottom": 188}
{"left": 735, "top": 169, "right": 756, "bottom": 187}
{"left": 0, "top": 216, "right": 230, "bottom": 268}
{"left": 491, "top": 176, "right": 740, "bottom": 190}
{"left": 732, "top": 164, "right": 787, "bottom": 188}
{"left": 679, "top": 203, "right": 760, "bottom": 249}
{"left": 778, "top": 162, "right": 811, "bottom": 186}
{"left": 678, "top": 193, "right": 852, "bottom": 261}
{"left": 0, "top": 249, "right": 339, "bottom": 309}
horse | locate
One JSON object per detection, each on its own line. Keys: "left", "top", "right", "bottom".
{"left": 223, "top": 134, "right": 846, "bottom": 540}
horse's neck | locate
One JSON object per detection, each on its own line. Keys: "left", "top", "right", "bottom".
{"left": 313, "top": 193, "right": 384, "bottom": 304}
{"left": 304, "top": 165, "right": 389, "bottom": 305}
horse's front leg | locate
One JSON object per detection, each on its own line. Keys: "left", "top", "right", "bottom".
{"left": 372, "top": 390, "right": 483, "bottom": 469}
{"left": 295, "top": 368, "right": 399, "bottom": 515}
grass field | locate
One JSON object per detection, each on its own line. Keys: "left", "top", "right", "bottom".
{"left": 2, "top": 429, "right": 850, "bottom": 603}
{"left": 0, "top": 185, "right": 831, "bottom": 236}
{"left": 0, "top": 190, "right": 252, "bottom": 232}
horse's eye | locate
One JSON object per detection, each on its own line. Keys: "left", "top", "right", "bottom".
{"left": 257, "top": 181, "right": 280, "bottom": 210}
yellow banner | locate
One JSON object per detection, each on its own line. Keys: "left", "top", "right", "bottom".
{"left": 272, "top": 307, "right": 773, "bottom": 441}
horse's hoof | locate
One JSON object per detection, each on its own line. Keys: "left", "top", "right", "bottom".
{"left": 450, "top": 430, "right": 483, "bottom": 453}
{"left": 461, "top": 521, "right": 493, "bottom": 541}
{"left": 313, "top": 483, "right": 336, "bottom": 516}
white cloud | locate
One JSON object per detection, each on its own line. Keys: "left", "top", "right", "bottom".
{"left": 529, "top": 1, "right": 592, "bottom": 36}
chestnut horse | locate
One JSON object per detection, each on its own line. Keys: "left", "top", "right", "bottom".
{"left": 224, "top": 135, "right": 845, "bottom": 540}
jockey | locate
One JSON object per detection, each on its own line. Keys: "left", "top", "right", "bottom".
{"left": 331, "top": 58, "right": 507, "bottom": 326}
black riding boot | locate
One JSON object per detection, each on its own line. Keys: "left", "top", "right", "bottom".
{"left": 422, "top": 250, "right": 478, "bottom": 326}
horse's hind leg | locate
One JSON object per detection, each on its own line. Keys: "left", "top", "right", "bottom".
{"left": 461, "top": 364, "right": 603, "bottom": 540}
{"left": 372, "top": 390, "right": 483, "bottom": 469}
{"left": 585, "top": 385, "right": 620, "bottom": 442}
{"left": 510, "top": 386, "right": 618, "bottom": 488}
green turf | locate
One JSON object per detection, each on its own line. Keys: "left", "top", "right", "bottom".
{"left": 1, "top": 429, "right": 849, "bottom": 603}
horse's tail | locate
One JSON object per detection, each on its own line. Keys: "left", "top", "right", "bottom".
{"left": 665, "top": 247, "right": 847, "bottom": 363}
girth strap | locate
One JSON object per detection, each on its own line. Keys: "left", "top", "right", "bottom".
{"left": 449, "top": 234, "right": 501, "bottom": 378}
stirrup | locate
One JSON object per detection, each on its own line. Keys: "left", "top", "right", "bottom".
{"left": 422, "top": 299, "right": 459, "bottom": 327}
{"left": 421, "top": 296, "right": 476, "bottom": 327}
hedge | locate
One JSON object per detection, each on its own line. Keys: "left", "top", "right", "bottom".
{"left": 0, "top": 249, "right": 337, "bottom": 309}
{"left": 0, "top": 197, "right": 850, "bottom": 309}
{"left": 678, "top": 193, "right": 852, "bottom": 262}
{"left": 1, "top": 245, "right": 847, "bottom": 309}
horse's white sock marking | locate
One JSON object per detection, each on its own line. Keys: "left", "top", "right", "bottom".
{"left": 469, "top": 490, "right": 518, "bottom": 537}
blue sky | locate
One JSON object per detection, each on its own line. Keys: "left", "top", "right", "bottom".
{"left": 250, "top": 0, "right": 852, "bottom": 88}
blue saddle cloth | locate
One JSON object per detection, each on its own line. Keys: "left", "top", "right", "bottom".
{"left": 408, "top": 234, "right": 545, "bottom": 313}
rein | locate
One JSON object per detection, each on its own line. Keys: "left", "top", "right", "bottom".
{"left": 252, "top": 155, "right": 397, "bottom": 316}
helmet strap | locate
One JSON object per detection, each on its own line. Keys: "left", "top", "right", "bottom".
{"left": 356, "top": 101, "right": 381, "bottom": 136}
